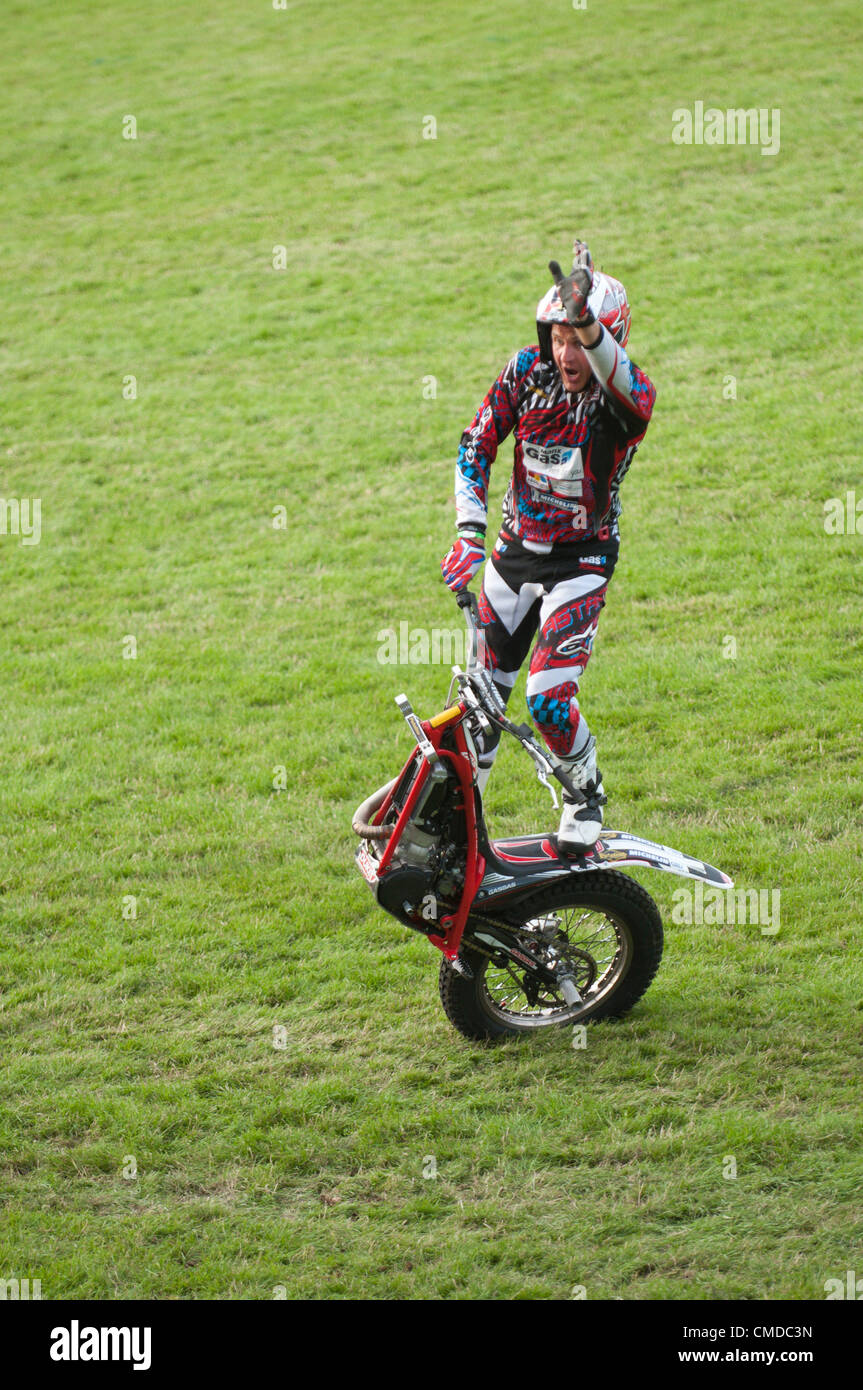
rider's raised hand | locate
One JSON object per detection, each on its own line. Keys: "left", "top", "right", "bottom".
{"left": 441, "top": 534, "right": 485, "bottom": 592}
{"left": 549, "top": 257, "right": 595, "bottom": 329}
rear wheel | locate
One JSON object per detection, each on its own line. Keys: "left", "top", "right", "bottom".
{"left": 438, "top": 870, "right": 663, "bottom": 1040}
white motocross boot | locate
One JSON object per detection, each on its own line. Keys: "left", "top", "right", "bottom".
{"left": 557, "top": 734, "right": 606, "bottom": 854}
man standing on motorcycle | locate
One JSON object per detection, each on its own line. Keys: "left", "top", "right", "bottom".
{"left": 441, "top": 240, "right": 656, "bottom": 854}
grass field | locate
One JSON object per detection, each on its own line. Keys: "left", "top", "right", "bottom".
{"left": 1, "top": 0, "right": 861, "bottom": 1300}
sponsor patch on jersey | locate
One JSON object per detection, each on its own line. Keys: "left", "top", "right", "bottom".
{"left": 522, "top": 440, "right": 584, "bottom": 505}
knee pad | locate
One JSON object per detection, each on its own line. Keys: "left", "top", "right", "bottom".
{"left": 526, "top": 682, "right": 580, "bottom": 757}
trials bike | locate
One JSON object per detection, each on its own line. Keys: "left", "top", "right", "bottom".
{"left": 352, "top": 591, "right": 732, "bottom": 1041}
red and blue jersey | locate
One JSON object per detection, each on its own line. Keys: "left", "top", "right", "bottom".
{"left": 455, "top": 325, "right": 656, "bottom": 547}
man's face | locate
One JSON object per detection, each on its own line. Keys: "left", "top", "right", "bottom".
{"left": 551, "top": 322, "right": 591, "bottom": 393}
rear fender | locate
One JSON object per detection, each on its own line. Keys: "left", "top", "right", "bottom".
{"left": 475, "top": 828, "right": 732, "bottom": 909}
{"left": 580, "top": 830, "right": 733, "bottom": 886}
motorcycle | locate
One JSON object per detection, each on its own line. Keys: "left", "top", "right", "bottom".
{"left": 352, "top": 591, "right": 733, "bottom": 1041}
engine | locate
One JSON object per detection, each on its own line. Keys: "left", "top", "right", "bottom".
{"left": 376, "top": 764, "right": 467, "bottom": 931}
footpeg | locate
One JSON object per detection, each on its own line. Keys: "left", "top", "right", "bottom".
{"left": 450, "top": 956, "right": 474, "bottom": 980}
{"left": 559, "top": 974, "right": 582, "bottom": 1005}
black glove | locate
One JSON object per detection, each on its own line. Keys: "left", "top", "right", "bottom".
{"left": 549, "top": 259, "right": 595, "bottom": 328}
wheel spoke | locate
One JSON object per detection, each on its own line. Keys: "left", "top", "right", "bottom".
{"left": 442, "top": 873, "right": 662, "bottom": 1040}
{"left": 482, "top": 902, "right": 628, "bottom": 1021}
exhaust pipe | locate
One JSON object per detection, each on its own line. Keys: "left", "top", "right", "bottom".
{"left": 351, "top": 778, "right": 397, "bottom": 840}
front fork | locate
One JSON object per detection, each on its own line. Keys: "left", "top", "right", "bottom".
{"left": 416, "top": 725, "right": 577, "bottom": 998}
{"left": 372, "top": 703, "right": 580, "bottom": 999}
{"left": 370, "top": 709, "right": 485, "bottom": 964}
{"left": 430, "top": 733, "right": 485, "bottom": 964}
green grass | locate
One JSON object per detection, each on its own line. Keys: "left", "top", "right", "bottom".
{"left": 1, "top": 0, "right": 861, "bottom": 1299}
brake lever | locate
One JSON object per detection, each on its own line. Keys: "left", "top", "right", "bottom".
{"left": 518, "top": 732, "right": 562, "bottom": 809}
{"left": 496, "top": 716, "right": 585, "bottom": 810}
{"left": 536, "top": 764, "right": 560, "bottom": 810}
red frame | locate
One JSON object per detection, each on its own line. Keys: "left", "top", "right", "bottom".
{"left": 371, "top": 706, "right": 485, "bottom": 962}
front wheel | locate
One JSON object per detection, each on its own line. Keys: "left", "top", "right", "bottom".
{"left": 438, "top": 870, "right": 663, "bottom": 1041}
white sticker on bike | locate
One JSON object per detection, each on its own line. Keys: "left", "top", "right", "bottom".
{"left": 356, "top": 844, "right": 379, "bottom": 885}
{"left": 522, "top": 441, "right": 584, "bottom": 506}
